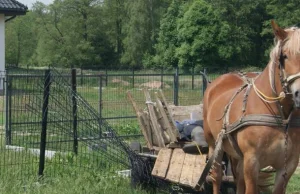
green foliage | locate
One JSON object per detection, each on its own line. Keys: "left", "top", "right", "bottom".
{"left": 5, "top": 12, "right": 38, "bottom": 66}
{"left": 149, "top": 0, "right": 183, "bottom": 69}
{"left": 121, "top": 0, "right": 169, "bottom": 68}
{"left": 114, "top": 123, "right": 140, "bottom": 135}
{"left": 4, "top": 0, "right": 300, "bottom": 71}
{"left": 176, "top": 0, "right": 229, "bottom": 69}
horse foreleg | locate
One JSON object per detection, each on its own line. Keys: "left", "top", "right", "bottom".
{"left": 273, "top": 157, "right": 299, "bottom": 194}
{"left": 243, "top": 154, "right": 259, "bottom": 194}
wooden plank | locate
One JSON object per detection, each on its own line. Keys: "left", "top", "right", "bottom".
{"left": 169, "top": 104, "right": 203, "bottom": 122}
{"left": 154, "top": 107, "right": 171, "bottom": 144}
{"left": 158, "top": 90, "right": 180, "bottom": 139}
{"left": 151, "top": 148, "right": 173, "bottom": 179}
{"left": 144, "top": 90, "right": 165, "bottom": 147}
{"left": 165, "top": 148, "right": 185, "bottom": 183}
{"left": 127, "top": 91, "right": 153, "bottom": 149}
{"left": 191, "top": 154, "right": 207, "bottom": 188}
{"left": 179, "top": 153, "right": 197, "bottom": 187}
{"left": 155, "top": 92, "right": 177, "bottom": 142}
{"left": 139, "top": 112, "right": 153, "bottom": 148}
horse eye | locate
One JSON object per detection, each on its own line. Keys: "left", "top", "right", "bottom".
{"left": 283, "top": 55, "right": 288, "bottom": 59}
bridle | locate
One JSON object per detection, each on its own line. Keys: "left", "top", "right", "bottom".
{"left": 277, "top": 40, "right": 300, "bottom": 95}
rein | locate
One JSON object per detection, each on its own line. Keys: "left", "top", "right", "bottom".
{"left": 252, "top": 80, "right": 285, "bottom": 103}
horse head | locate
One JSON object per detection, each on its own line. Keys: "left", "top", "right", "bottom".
{"left": 271, "top": 21, "right": 300, "bottom": 108}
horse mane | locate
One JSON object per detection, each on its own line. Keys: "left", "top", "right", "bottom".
{"left": 269, "top": 26, "right": 300, "bottom": 92}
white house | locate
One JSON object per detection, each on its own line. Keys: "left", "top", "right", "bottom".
{"left": 0, "top": 0, "right": 27, "bottom": 90}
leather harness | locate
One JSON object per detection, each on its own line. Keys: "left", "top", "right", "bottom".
{"left": 195, "top": 40, "right": 300, "bottom": 190}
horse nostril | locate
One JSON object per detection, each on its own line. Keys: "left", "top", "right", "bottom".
{"left": 296, "top": 91, "right": 299, "bottom": 97}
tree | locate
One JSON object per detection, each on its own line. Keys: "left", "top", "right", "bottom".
{"left": 5, "top": 12, "right": 38, "bottom": 67}
{"left": 103, "top": 0, "right": 125, "bottom": 59}
{"left": 149, "top": 0, "right": 184, "bottom": 69}
{"left": 121, "top": 0, "right": 169, "bottom": 68}
{"left": 208, "top": 0, "right": 269, "bottom": 69}
{"left": 31, "top": 0, "right": 114, "bottom": 68}
{"left": 261, "top": 0, "right": 300, "bottom": 62}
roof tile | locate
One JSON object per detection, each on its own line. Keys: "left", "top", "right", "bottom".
{"left": 0, "top": 0, "right": 27, "bottom": 13}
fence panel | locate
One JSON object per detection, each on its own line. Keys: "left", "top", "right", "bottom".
{"left": 1, "top": 69, "right": 214, "bottom": 179}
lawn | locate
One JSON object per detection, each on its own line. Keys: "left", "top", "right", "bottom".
{"left": 0, "top": 167, "right": 299, "bottom": 194}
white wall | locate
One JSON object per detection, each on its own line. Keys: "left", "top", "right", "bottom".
{"left": 0, "top": 14, "right": 4, "bottom": 90}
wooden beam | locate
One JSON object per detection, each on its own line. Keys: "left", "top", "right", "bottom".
{"left": 158, "top": 90, "right": 180, "bottom": 139}
{"left": 127, "top": 91, "right": 153, "bottom": 149}
{"left": 144, "top": 89, "right": 165, "bottom": 147}
{"left": 155, "top": 92, "right": 177, "bottom": 142}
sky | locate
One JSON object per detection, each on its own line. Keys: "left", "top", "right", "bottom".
{"left": 18, "top": 0, "right": 54, "bottom": 9}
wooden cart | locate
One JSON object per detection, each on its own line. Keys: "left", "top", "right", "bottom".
{"left": 127, "top": 90, "right": 236, "bottom": 193}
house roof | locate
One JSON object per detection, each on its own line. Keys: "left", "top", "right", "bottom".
{"left": 0, "top": 0, "right": 27, "bottom": 16}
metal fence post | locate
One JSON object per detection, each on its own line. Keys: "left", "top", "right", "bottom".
{"left": 202, "top": 68, "right": 207, "bottom": 97}
{"left": 161, "top": 67, "right": 164, "bottom": 89}
{"left": 192, "top": 66, "right": 195, "bottom": 90}
{"left": 71, "top": 69, "right": 78, "bottom": 155}
{"left": 173, "top": 67, "right": 179, "bottom": 106}
{"left": 80, "top": 68, "right": 83, "bottom": 86}
{"left": 99, "top": 74, "right": 103, "bottom": 137}
{"left": 5, "top": 73, "right": 11, "bottom": 145}
{"left": 132, "top": 68, "right": 135, "bottom": 88}
{"left": 38, "top": 69, "right": 51, "bottom": 177}
{"left": 105, "top": 68, "right": 108, "bottom": 87}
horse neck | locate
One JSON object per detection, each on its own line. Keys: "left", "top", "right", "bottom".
{"left": 254, "top": 62, "right": 294, "bottom": 118}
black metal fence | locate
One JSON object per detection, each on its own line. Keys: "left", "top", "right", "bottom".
{"left": 1, "top": 69, "right": 134, "bottom": 180}
{"left": 0, "top": 67, "right": 219, "bottom": 181}
{"left": 6, "top": 68, "right": 211, "bottom": 134}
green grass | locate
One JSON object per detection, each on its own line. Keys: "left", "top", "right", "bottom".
{"left": 0, "top": 142, "right": 142, "bottom": 194}
{"left": 287, "top": 171, "right": 300, "bottom": 194}
{"left": 0, "top": 136, "right": 300, "bottom": 194}
{"left": 0, "top": 167, "right": 148, "bottom": 194}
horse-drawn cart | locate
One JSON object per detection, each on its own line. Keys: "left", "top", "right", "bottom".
{"left": 127, "top": 90, "right": 238, "bottom": 193}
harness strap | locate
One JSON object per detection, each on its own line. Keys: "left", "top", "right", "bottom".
{"left": 195, "top": 129, "right": 225, "bottom": 191}
{"left": 242, "top": 84, "right": 252, "bottom": 116}
{"left": 271, "top": 58, "right": 286, "bottom": 119}
{"left": 222, "top": 73, "right": 252, "bottom": 158}
{"left": 225, "top": 114, "right": 285, "bottom": 134}
{"left": 224, "top": 84, "right": 248, "bottom": 127}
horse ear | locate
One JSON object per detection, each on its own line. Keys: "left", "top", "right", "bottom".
{"left": 271, "top": 20, "right": 287, "bottom": 40}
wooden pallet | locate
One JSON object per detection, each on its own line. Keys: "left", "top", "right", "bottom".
{"left": 151, "top": 148, "right": 207, "bottom": 189}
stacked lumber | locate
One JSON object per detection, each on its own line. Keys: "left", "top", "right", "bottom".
{"left": 127, "top": 90, "right": 180, "bottom": 149}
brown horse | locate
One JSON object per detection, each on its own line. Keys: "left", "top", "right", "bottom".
{"left": 203, "top": 21, "right": 300, "bottom": 194}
